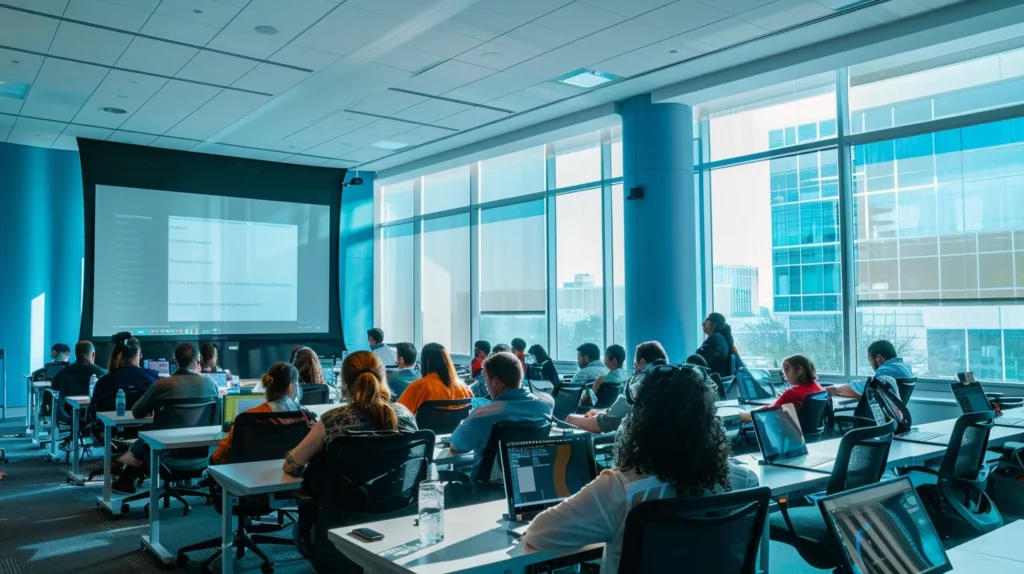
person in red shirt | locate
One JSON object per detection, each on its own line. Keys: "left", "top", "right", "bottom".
{"left": 740, "top": 355, "right": 823, "bottom": 422}
{"left": 471, "top": 340, "right": 491, "bottom": 378}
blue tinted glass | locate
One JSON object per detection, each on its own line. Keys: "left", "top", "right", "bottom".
{"left": 819, "top": 119, "right": 837, "bottom": 138}
{"left": 769, "top": 129, "right": 784, "bottom": 149}
{"left": 797, "top": 123, "right": 818, "bottom": 142}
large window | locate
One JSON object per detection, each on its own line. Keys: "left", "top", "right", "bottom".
{"left": 422, "top": 166, "right": 470, "bottom": 215}
{"left": 422, "top": 214, "right": 470, "bottom": 353}
{"left": 555, "top": 188, "right": 604, "bottom": 360}
{"left": 479, "top": 146, "right": 545, "bottom": 203}
{"left": 612, "top": 183, "right": 625, "bottom": 345}
{"left": 379, "top": 224, "right": 414, "bottom": 343}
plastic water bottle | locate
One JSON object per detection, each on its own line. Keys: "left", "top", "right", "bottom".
{"left": 418, "top": 463, "right": 444, "bottom": 545}
{"left": 89, "top": 374, "right": 99, "bottom": 398}
{"left": 115, "top": 389, "right": 126, "bottom": 417}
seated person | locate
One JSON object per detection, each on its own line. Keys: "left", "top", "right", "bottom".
{"left": 827, "top": 339, "right": 910, "bottom": 399}
{"left": 511, "top": 337, "right": 528, "bottom": 373}
{"left": 397, "top": 343, "right": 472, "bottom": 414}
{"left": 470, "top": 340, "right": 490, "bottom": 378}
{"left": 525, "top": 363, "right": 759, "bottom": 572}
{"left": 581, "top": 344, "right": 628, "bottom": 407}
{"left": 112, "top": 343, "right": 219, "bottom": 494}
{"left": 471, "top": 344, "right": 510, "bottom": 398}
{"left": 389, "top": 342, "right": 420, "bottom": 399}
{"left": 92, "top": 334, "right": 158, "bottom": 408}
{"left": 685, "top": 353, "right": 724, "bottom": 397}
{"left": 283, "top": 351, "right": 417, "bottom": 477}
{"left": 199, "top": 342, "right": 223, "bottom": 373}
{"left": 526, "top": 344, "right": 561, "bottom": 390}
{"left": 449, "top": 352, "right": 553, "bottom": 478}
{"left": 696, "top": 312, "right": 738, "bottom": 379}
{"left": 293, "top": 347, "right": 325, "bottom": 386}
{"left": 568, "top": 342, "right": 608, "bottom": 388}
{"left": 739, "top": 355, "right": 823, "bottom": 423}
{"left": 32, "top": 342, "right": 71, "bottom": 417}
{"left": 212, "top": 362, "right": 309, "bottom": 464}
{"left": 566, "top": 341, "right": 668, "bottom": 434}
{"left": 367, "top": 327, "right": 398, "bottom": 366}
{"left": 51, "top": 340, "right": 107, "bottom": 423}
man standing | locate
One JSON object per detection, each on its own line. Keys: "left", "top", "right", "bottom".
{"left": 367, "top": 328, "right": 398, "bottom": 366}
{"left": 828, "top": 339, "right": 912, "bottom": 399}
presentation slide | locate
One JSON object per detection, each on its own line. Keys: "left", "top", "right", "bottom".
{"left": 92, "top": 185, "right": 331, "bottom": 337}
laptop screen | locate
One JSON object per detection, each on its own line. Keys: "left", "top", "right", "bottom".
{"left": 209, "top": 372, "right": 228, "bottom": 389}
{"left": 951, "top": 381, "right": 991, "bottom": 415}
{"left": 751, "top": 405, "right": 807, "bottom": 463}
{"left": 501, "top": 435, "right": 597, "bottom": 519}
{"left": 736, "top": 371, "right": 764, "bottom": 401}
{"left": 146, "top": 360, "right": 170, "bottom": 376}
{"left": 45, "top": 363, "right": 66, "bottom": 380}
{"left": 819, "top": 477, "right": 951, "bottom": 574}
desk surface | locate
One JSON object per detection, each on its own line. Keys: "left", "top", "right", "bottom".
{"left": 139, "top": 426, "right": 223, "bottom": 449}
{"left": 33, "top": 381, "right": 51, "bottom": 389}
{"left": 207, "top": 459, "right": 303, "bottom": 496}
{"left": 66, "top": 395, "right": 90, "bottom": 407}
{"left": 97, "top": 411, "right": 154, "bottom": 426}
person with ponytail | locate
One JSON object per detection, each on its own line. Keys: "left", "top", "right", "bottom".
{"left": 396, "top": 342, "right": 472, "bottom": 414}
{"left": 212, "top": 362, "right": 308, "bottom": 464}
{"left": 697, "top": 312, "right": 740, "bottom": 379}
{"left": 92, "top": 333, "right": 159, "bottom": 411}
{"left": 282, "top": 351, "right": 417, "bottom": 477}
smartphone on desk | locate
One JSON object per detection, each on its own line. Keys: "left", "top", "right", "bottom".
{"left": 349, "top": 528, "right": 385, "bottom": 542}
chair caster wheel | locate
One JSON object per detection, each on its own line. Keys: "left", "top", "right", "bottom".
{"left": 121, "top": 503, "right": 131, "bottom": 514}
{"left": 176, "top": 554, "right": 189, "bottom": 567}
{"left": 261, "top": 563, "right": 274, "bottom": 574}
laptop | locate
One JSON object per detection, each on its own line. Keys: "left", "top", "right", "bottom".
{"left": 952, "top": 374, "right": 1024, "bottom": 428}
{"left": 44, "top": 363, "right": 66, "bottom": 380}
{"left": 735, "top": 369, "right": 775, "bottom": 406}
{"left": 551, "top": 387, "right": 584, "bottom": 422}
{"left": 750, "top": 404, "right": 834, "bottom": 472}
{"left": 500, "top": 434, "right": 598, "bottom": 533}
{"left": 145, "top": 360, "right": 170, "bottom": 377}
{"left": 818, "top": 476, "right": 952, "bottom": 574}
{"left": 865, "top": 391, "right": 945, "bottom": 444}
{"left": 209, "top": 372, "right": 229, "bottom": 390}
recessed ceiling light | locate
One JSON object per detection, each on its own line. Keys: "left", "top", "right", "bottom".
{"left": 100, "top": 107, "right": 127, "bottom": 114}
{"left": 129, "top": 80, "right": 138, "bottom": 84}
{"left": 480, "top": 52, "right": 503, "bottom": 60}
{"left": 554, "top": 68, "right": 622, "bottom": 89}
{"left": 669, "top": 49, "right": 678, "bottom": 54}
{"left": 372, "top": 141, "right": 407, "bottom": 151}
{"left": 254, "top": 25, "right": 279, "bottom": 35}
{"left": 117, "top": 94, "right": 127, "bottom": 99}
{"left": 193, "top": 8, "right": 203, "bottom": 14}
{"left": 10, "top": 60, "right": 18, "bottom": 64}
{"left": 124, "top": 139, "right": 134, "bottom": 143}
{"left": 0, "top": 82, "right": 30, "bottom": 100}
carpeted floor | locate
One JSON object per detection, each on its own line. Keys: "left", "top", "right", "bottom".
{"left": 0, "top": 418, "right": 829, "bottom": 574}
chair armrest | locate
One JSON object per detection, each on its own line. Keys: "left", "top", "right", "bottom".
{"left": 777, "top": 498, "right": 798, "bottom": 537}
{"left": 437, "top": 469, "right": 470, "bottom": 483}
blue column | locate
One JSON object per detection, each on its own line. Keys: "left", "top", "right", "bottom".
{"left": 621, "top": 94, "right": 700, "bottom": 363}
{"left": 339, "top": 173, "right": 375, "bottom": 352}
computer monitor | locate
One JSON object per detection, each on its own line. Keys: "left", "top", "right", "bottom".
{"left": 750, "top": 404, "right": 808, "bottom": 464}
{"left": 500, "top": 434, "right": 598, "bottom": 521}
{"left": 818, "top": 477, "right": 952, "bottom": 574}
{"left": 223, "top": 393, "right": 266, "bottom": 423}
{"left": 44, "top": 363, "right": 66, "bottom": 380}
{"left": 146, "top": 360, "right": 170, "bottom": 377}
{"left": 956, "top": 372, "right": 976, "bottom": 384}
{"left": 209, "top": 372, "right": 228, "bottom": 390}
{"left": 951, "top": 380, "right": 992, "bottom": 415}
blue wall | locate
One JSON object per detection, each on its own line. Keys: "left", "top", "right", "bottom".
{"left": 0, "top": 142, "right": 85, "bottom": 411}
{"left": 339, "top": 175, "right": 374, "bottom": 353}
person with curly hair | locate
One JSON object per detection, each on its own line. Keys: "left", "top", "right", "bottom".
{"left": 525, "top": 363, "right": 758, "bottom": 573}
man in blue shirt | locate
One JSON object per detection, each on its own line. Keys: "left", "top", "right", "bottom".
{"left": 828, "top": 340, "right": 912, "bottom": 398}
{"left": 569, "top": 342, "right": 608, "bottom": 388}
{"left": 450, "top": 352, "right": 552, "bottom": 479}
{"left": 388, "top": 342, "right": 420, "bottom": 400}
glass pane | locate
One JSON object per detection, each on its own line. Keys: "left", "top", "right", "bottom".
{"left": 421, "top": 214, "right": 470, "bottom": 353}
{"left": 421, "top": 165, "right": 469, "bottom": 215}
{"left": 380, "top": 179, "right": 414, "bottom": 222}
{"left": 852, "top": 117, "right": 1024, "bottom": 302}
{"left": 703, "top": 73, "right": 836, "bottom": 162}
{"left": 380, "top": 224, "right": 414, "bottom": 343}
{"left": 611, "top": 126, "right": 622, "bottom": 178}
{"left": 555, "top": 131, "right": 601, "bottom": 189}
{"left": 711, "top": 150, "right": 843, "bottom": 373}
{"left": 612, "top": 183, "right": 625, "bottom": 345}
{"left": 480, "top": 200, "right": 547, "bottom": 346}
{"left": 857, "top": 306, "right": 1024, "bottom": 382}
{"left": 849, "top": 31, "right": 1024, "bottom": 134}
{"left": 480, "top": 146, "right": 545, "bottom": 203}
{"left": 556, "top": 188, "right": 604, "bottom": 360}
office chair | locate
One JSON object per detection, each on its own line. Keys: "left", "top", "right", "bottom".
{"left": 619, "top": 486, "right": 771, "bottom": 574}
{"left": 440, "top": 419, "right": 553, "bottom": 500}
{"left": 302, "top": 430, "right": 435, "bottom": 573}
{"left": 770, "top": 422, "right": 893, "bottom": 569}
{"left": 552, "top": 386, "right": 585, "bottom": 421}
{"left": 895, "top": 376, "right": 918, "bottom": 405}
{"left": 53, "top": 374, "right": 93, "bottom": 462}
{"left": 796, "top": 391, "right": 829, "bottom": 443}
{"left": 86, "top": 386, "right": 146, "bottom": 482}
{"left": 592, "top": 381, "right": 622, "bottom": 409}
{"left": 299, "top": 384, "right": 330, "bottom": 406}
{"left": 414, "top": 398, "right": 472, "bottom": 434}
{"left": 120, "top": 398, "right": 220, "bottom": 518}
{"left": 177, "top": 410, "right": 312, "bottom": 573}
{"left": 900, "top": 411, "right": 1001, "bottom": 540}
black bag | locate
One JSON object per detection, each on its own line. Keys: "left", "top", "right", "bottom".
{"left": 867, "top": 378, "right": 912, "bottom": 434}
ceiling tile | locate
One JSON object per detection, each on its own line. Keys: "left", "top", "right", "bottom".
{"left": 0, "top": 7, "right": 60, "bottom": 53}
{"left": 506, "top": 54, "right": 582, "bottom": 81}
{"left": 443, "top": 72, "right": 539, "bottom": 105}
{"left": 0, "top": 114, "right": 15, "bottom": 141}
{"left": 328, "top": 6, "right": 402, "bottom": 39}
{"left": 593, "top": 52, "right": 662, "bottom": 77}
{"left": 397, "top": 125, "right": 452, "bottom": 146}
{"left": 340, "top": 119, "right": 413, "bottom": 144}
{"left": 513, "top": 81, "right": 582, "bottom": 104}
{"left": 374, "top": 46, "right": 444, "bottom": 73}
{"left": 165, "top": 90, "right": 270, "bottom": 140}
{"left": 73, "top": 69, "right": 167, "bottom": 128}
{"left": 498, "top": 23, "right": 576, "bottom": 54}
{"left": 535, "top": 2, "right": 625, "bottom": 38}
{"left": 684, "top": 17, "right": 767, "bottom": 48}
{"left": 108, "top": 130, "right": 156, "bottom": 145}
{"left": 0, "top": 0, "right": 69, "bottom": 16}
{"left": 0, "top": 48, "right": 45, "bottom": 85}
{"left": 339, "top": 147, "right": 394, "bottom": 162}
{"left": 191, "top": 142, "right": 292, "bottom": 162}
{"left": 48, "top": 21, "right": 133, "bottom": 66}
{"left": 738, "top": 0, "right": 833, "bottom": 31}
{"left": 151, "top": 136, "right": 200, "bottom": 150}
{"left": 455, "top": 41, "right": 539, "bottom": 72}
{"left": 176, "top": 51, "right": 258, "bottom": 86}
{"left": 392, "top": 99, "right": 471, "bottom": 123}
{"left": 7, "top": 117, "right": 65, "bottom": 147}
{"left": 282, "top": 111, "right": 378, "bottom": 151}
{"left": 268, "top": 45, "right": 342, "bottom": 71}
{"left": 20, "top": 59, "right": 108, "bottom": 122}
{"left": 433, "top": 107, "right": 508, "bottom": 130}
{"left": 543, "top": 39, "right": 623, "bottom": 69}
{"left": 244, "top": 0, "right": 338, "bottom": 27}
{"left": 119, "top": 80, "right": 220, "bottom": 134}
{"left": 345, "top": 0, "right": 428, "bottom": 19}
{"left": 207, "top": 8, "right": 309, "bottom": 59}
{"left": 322, "top": 158, "right": 357, "bottom": 168}
{"left": 283, "top": 154, "right": 329, "bottom": 166}
{"left": 61, "top": 123, "right": 115, "bottom": 140}
{"left": 438, "top": 6, "right": 527, "bottom": 41}
{"left": 634, "top": 1, "right": 731, "bottom": 34}
{"left": 293, "top": 9, "right": 382, "bottom": 56}
{"left": 473, "top": 0, "right": 574, "bottom": 21}
{"left": 64, "top": 0, "right": 155, "bottom": 32}
{"left": 632, "top": 34, "right": 716, "bottom": 66}
{"left": 577, "top": 0, "right": 674, "bottom": 18}
{"left": 403, "top": 28, "right": 483, "bottom": 59}
{"left": 348, "top": 90, "right": 429, "bottom": 116}
{"left": 232, "top": 64, "right": 309, "bottom": 94}
{"left": 587, "top": 20, "right": 675, "bottom": 52}
{"left": 0, "top": 97, "right": 24, "bottom": 116}
{"left": 154, "top": 0, "right": 242, "bottom": 28}
{"left": 694, "top": 0, "right": 776, "bottom": 14}
{"left": 305, "top": 137, "right": 360, "bottom": 158}
{"left": 397, "top": 60, "right": 495, "bottom": 95}
{"left": 140, "top": 14, "right": 221, "bottom": 45}
{"left": 115, "top": 37, "right": 198, "bottom": 76}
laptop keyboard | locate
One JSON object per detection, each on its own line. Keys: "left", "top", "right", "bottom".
{"left": 783, "top": 454, "right": 833, "bottom": 469}
{"left": 897, "top": 430, "right": 945, "bottom": 443}
{"left": 996, "top": 416, "right": 1024, "bottom": 427}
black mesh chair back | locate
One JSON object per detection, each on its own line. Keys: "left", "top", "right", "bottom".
{"left": 56, "top": 374, "right": 93, "bottom": 421}
{"left": 895, "top": 377, "right": 918, "bottom": 406}
{"left": 797, "top": 391, "right": 829, "bottom": 442}
{"left": 932, "top": 411, "right": 1001, "bottom": 534}
{"left": 552, "top": 386, "right": 585, "bottom": 421}
{"left": 749, "top": 369, "right": 776, "bottom": 398}
{"left": 415, "top": 399, "right": 472, "bottom": 434}
{"left": 826, "top": 422, "right": 893, "bottom": 495}
{"left": 152, "top": 397, "right": 220, "bottom": 460}
{"left": 473, "top": 419, "right": 553, "bottom": 482}
{"left": 299, "top": 384, "right": 329, "bottom": 406}
{"left": 229, "top": 411, "right": 312, "bottom": 463}
{"left": 619, "top": 486, "right": 771, "bottom": 574}
{"left": 593, "top": 382, "right": 622, "bottom": 409}
{"left": 89, "top": 385, "right": 146, "bottom": 442}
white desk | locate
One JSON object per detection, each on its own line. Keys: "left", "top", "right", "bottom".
{"left": 206, "top": 460, "right": 304, "bottom": 574}
{"left": 948, "top": 519, "right": 1024, "bottom": 571}
{"left": 45, "top": 389, "right": 64, "bottom": 461}
{"left": 138, "top": 426, "right": 224, "bottom": 565}
{"left": 307, "top": 403, "right": 338, "bottom": 418}
{"left": 64, "top": 395, "right": 91, "bottom": 485}
{"left": 94, "top": 411, "right": 154, "bottom": 516}
{"left": 28, "top": 380, "right": 50, "bottom": 445}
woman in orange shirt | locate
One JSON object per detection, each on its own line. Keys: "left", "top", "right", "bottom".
{"left": 397, "top": 342, "right": 472, "bottom": 414}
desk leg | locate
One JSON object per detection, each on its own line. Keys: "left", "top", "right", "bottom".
{"left": 25, "top": 378, "right": 32, "bottom": 435}
{"left": 221, "top": 488, "right": 237, "bottom": 574}
{"left": 32, "top": 388, "right": 43, "bottom": 445}
{"left": 97, "top": 424, "right": 115, "bottom": 515}
{"left": 142, "top": 448, "right": 172, "bottom": 564}
{"left": 47, "top": 395, "right": 61, "bottom": 461}
{"left": 66, "top": 404, "right": 84, "bottom": 485}
{"left": 759, "top": 513, "right": 770, "bottom": 574}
